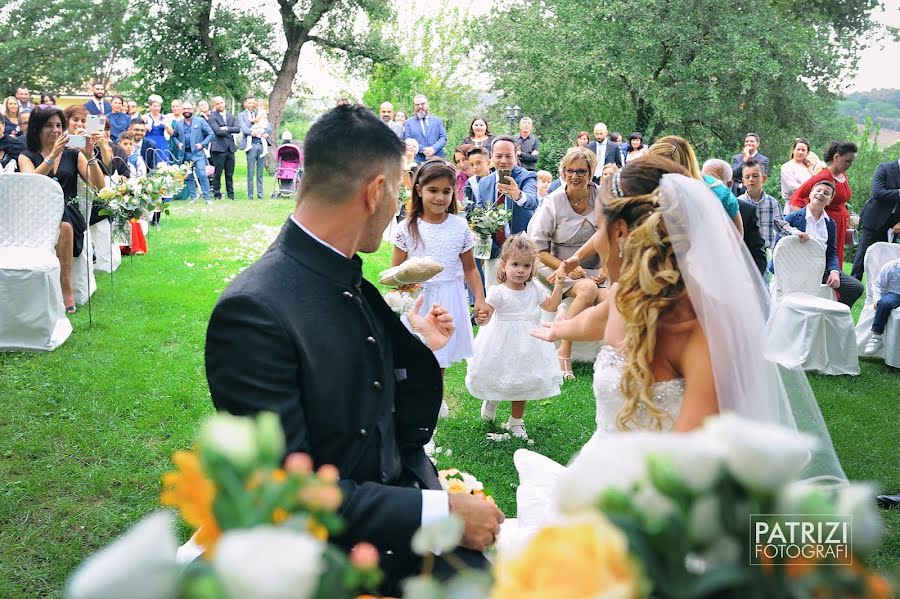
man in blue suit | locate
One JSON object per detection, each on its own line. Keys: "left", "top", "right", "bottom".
{"left": 83, "top": 82, "right": 112, "bottom": 116}
{"left": 771, "top": 179, "right": 863, "bottom": 307}
{"left": 127, "top": 118, "right": 158, "bottom": 171}
{"left": 475, "top": 136, "right": 539, "bottom": 286}
{"left": 172, "top": 101, "right": 215, "bottom": 204}
{"left": 401, "top": 94, "right": 447, "bottom": 163}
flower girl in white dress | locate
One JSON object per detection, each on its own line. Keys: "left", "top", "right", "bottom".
{"left": 466, "top": 235, "right": 565, "bottom": 439}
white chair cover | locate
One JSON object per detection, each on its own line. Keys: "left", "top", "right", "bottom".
{"left": 90, "top": 219, "right": 121, "bottom": 273}
{"left": 70, "top": 194, "right": 97, "bottom": 306}
{"left": 766, "top": 236, "right": 859, "bottom": 375}
{"left": 0, "top": 174, "right": 73, "bottom": 351}
{"left": 855, "top": 242, "right": 900, "bottom": 367}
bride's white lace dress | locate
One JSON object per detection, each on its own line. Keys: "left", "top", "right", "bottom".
{"left": 497, "top": 345, "right": 685, "bottom": 551}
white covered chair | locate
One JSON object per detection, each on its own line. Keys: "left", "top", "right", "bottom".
{"left": 855, "top": 242, "right": 900, "bottom": 367}
{"left": 90, "top": 218, "right": 121, "bottom": 273}
{"left": 70, "top": 195, "right": 96, "bottom": 306}
{"left": 766, "top": 236, "right": 859, "bottom": 375}
{"left": 0, "top": 174, "right": 73, "bottom": 351}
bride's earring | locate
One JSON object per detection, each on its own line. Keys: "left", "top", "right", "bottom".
{"left": 618, "top": 243, "right": 623, "bottom": 258}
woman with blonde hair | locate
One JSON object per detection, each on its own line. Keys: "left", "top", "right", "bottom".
{"left": 2, "top": 96, "right": 22, "bottom": 136}
{"left": 648, "top": 134, "right": 743, "bottom": 235}
{"left": 528, "top": 145, "right": 603, "bottom": 379}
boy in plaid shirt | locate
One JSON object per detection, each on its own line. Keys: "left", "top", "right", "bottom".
{"left": 738, "top": 158, "right": 783, "bottom": 248}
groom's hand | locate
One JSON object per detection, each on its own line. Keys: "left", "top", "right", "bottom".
{"left": 449, "top": 493, "right": 505, "bottom": 552}
{"left": 407, "top": 296, "right": 455, "bottom": 350}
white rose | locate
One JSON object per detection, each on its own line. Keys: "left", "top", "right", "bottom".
{"left": 688, "top": 495, "right": 721, "bottom": 546}
{"left": 213, "top": 527, "right": 324, "bottom": 599}
{"left": 66, "top": 511, "right": 179, "bottom": 599}
{"left": 836, "top": 483, "right": 883, "bottom": 554}
{"left": 664, "top": 432, "right": 725, "bottom": 493}
{"left": 461, "top": 472, "right": 484, "bottom": 493}
{"left": 704, "top": 414, "right": 816, "bottom": 491}
{"left": 383, "top": 290, "right": 404, "bottom": 314}
{"left": 411, "top": 514, "right": 465, "bottom": 556}
{"left": 199, "top": 413, "right": 258, "bottom": 471}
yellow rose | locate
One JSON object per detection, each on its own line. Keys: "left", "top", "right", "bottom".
{"left": 491, "top": 515, "right": 643, "bottom": 599}
{"left": 98, "top": 187, "right": 117, "bottom": 200}
{"left": 446, "top": 479, "right": 468, "bottom": 494}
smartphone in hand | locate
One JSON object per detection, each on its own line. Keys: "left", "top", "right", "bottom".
{"left": 85, "top": 115, "right": 105, "bottom": 135}
{"left": 66, "top": 135, "right": 86, "bottom": 149}
{"left": 496, "top": 168, "right": 512, "bottom": 186}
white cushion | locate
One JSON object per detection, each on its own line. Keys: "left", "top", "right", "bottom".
{"left": 0, "top": 247, "right": 60, "bottom": 271}
{"left": 782, "top": 292, "right": 850, "bottom": 314}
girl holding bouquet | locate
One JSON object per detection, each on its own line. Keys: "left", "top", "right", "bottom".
{"left": 393, "top": 160, "right": 489, "bottom": 403}
{"left": 466, "top": 235, "right": 565, "bottom": 439}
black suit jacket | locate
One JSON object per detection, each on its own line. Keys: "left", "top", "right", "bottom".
{"left": 206, "top": 219, "right": 442, "bottom": 557}
{"left": 208, "top": 111, "right": 240, "bottom": 153}
{"left": 587, "top": 139, "right": 623, "bottom": 169}
{"left": 738, "top": 199, "right": 767, "bottom": 276}
{"left": 859, "top": 161, "right": 900, "bottom": 231}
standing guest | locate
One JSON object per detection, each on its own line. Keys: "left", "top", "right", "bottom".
{"left": 108, "top": 95, "right": 131, "bottom": 142}
{"left": 527, "top": 146, "right": 603, "bottom": 380}
{"left": 600, "top": 162, "right": 619, "bottom": 183}
{"left": 379, "top": 101, "right": 404, "bottom": 138}
{"left": 623, "top": 132, "right": 647, "bottom": 164}
{"left": 143, "top": 94, "right": 170, "bottom": 163}
{"left": 587, "top": 122, "right": 622, "bottom": 181}
{"left": 114, "top": 132, "right": 144, "bottom": 177}
{"left": 851, "top": 159, "right": 900, "bottom": 280}
{"left": 205, "top": 106, "right": 500, "bottom": 594}
{"left": 209, "top": 96, "right": 241, "bottom": 201}
{"left": 736, "top": 198, "right": 768, "bottom": 277}
{"left": 402, "top": 94, "right": 447, "bottom": 163}
{"left": 536, "top": 170, "right": 553, "bottom": 204}
{"left": 197, "top": 99, "right": 211, "bottom": 121}
{"left": 16, "top": 87, "right": 34, "bottom": 113}
{"left": 790, "top": 141, "right": 857, "bottom": 267}
{"left": 474, "top": 136, "right": 540, "bottom": 289}
{"left": 18, "top": 106, "right": 105, "bottom": 313}
{"left": 774, "top": 180, "right": 863, "bottom": 307}
{"left": 575, "top": 131, "right": 591, "bottom": 148}
{"left": 2, "top": 97, "right": 21, "bottom": 136}
{"left": 738, "top": 159, "right": 783, "bottom": 251}
{"left": 863, "top": 257, "right": 900, "bottom": 355}
{"left": 547, "top": 157, "right": 566, "bottom": 194}
{"left": 730, "top": 132, "right": 769, "bottom": 195}
{"left": 463, "top": 146, "right": 491, "bottom": 212}
{"left": 127, "top": 100, "right": 141, "bottom": 118}
{"left": 699, "top": 157, "right": 744, "bottom": 236}
{"left": 462, "top": 117, "right": 494, "bottom": 152}
{"left": 611, "top": 132, "right": 628, "bottom": 160}
{"left": 18, "top": 110, "right": 30, "bottom": 135}
{"left": 163, "top": 98, "right": 183, "bottom": 150}
{"left": 40, "top": 92, "right": 56, "bottom": 106}
{"left": 780, "top": 138, "right": 817, "bottom": 203}
{"left": 83, "top": 81, "right": 112, "bottom": 116}
{"left": 453, "top": 144, "right": 473, "bottom": 205}
{"left": 172, "top": 101, "right": 214, "bottom": 204}
{"left": 394, "top": 110, "right": 407, "bottom": 126}
{"left": 238, "top": 95, "right": 271, "bottom": 200}
{"left": 128, "top": 118, "right": 158, "bottom": 171}
{"left": 514, "top": 116, "right": 539, "bottom": 171}
{"left": 335, "top": 97, "right": 351, "bottom": 107}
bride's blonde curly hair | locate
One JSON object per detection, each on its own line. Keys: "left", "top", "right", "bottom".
{"left": 600, "top": 156, "right": 689, "bottom": 431}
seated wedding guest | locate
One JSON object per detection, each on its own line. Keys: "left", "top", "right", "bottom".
{"left": 528, "top": 146, "right": 603, "bottom": 380}
{"left": 17, "top": 106, "right": 105, "bottom": 313}
{"left": 453, "top": 143, "right": 474, "bottom": 205}
{"left": 536, "top": 169, "right": 553, "bottom": 204}
{"left": 773, "top": 179, "right": 863, "bottom": 307}
{"left": 863, "top": 257, "right": 900, "bottom": 355}
{"left": 575, "top": 131, "right": 591, "bottom": 148}
{"left": 2, "top": 96, "right": 22, "bottom": 136}
{"left": 206, "top": 105, "right": 501, "bottom": 595}
{"left": 0, "top": 124, "right": 26, "bottom": 168}
{"left": 18, "top": 110, "right": 30, "bottom": 135}
{"left": 113, "top": 132, "right": 144, "bottom": 177}
{"left": 65, "top": 105, "right": 114, "bottom": 172}
{"left": 780, "top": 138, "right": 817, "bottom": 204}
{"left": 40, "top": 92, "right": 56, "bottom": 106}
{"left": 700, "top": 158, "right": 744, "bottom": 236}
{"left": 128, "top": 118, "right": 158, "bottom": 171}
{"left": 108, "top": 95, "right": 131, "bottom": 142}
{"left": 462, "top": 116, "right": 494, "bottom": 151}
{"left": 623, "top": 132, "right": 647, "bottom": 163}
{"left": 790, "top": 141, "right": 857, "bottom": 267}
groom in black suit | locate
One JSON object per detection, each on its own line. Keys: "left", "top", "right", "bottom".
{"left": 205, "top": 105, "right": 502, "bottom": 593}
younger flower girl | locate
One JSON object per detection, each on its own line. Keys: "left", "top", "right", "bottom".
{"left": 393, "top": 159, "right": 489, "bottom": 391}
{"left": 466, "top": 235, "right": 565, "bottom": 438}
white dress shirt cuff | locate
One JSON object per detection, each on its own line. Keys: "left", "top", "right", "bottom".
{"left": 421, "top": 489, "right": 450, "bottom": 527}
{"left": 514, "top": 192, "right": 529, "bottom": 206}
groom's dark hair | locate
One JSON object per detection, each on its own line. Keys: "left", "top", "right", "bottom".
{"left": 299, "top": 105, "right": 404, "bottom": 203}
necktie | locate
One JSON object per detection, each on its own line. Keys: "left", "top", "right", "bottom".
{"left": 492, "top": 180, "right": 508, "bottom": 246}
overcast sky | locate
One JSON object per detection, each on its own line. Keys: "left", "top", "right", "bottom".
{"left": 289, "top": 0, "right": 899, "bottom": 98}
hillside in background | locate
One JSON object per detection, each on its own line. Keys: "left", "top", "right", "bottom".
{"left": 840, "top": 89, "right": 900, "bottom": 130}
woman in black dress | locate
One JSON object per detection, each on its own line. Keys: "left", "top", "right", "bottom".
{"left": 17, "top": 107, "right": 106, "bottom": 313}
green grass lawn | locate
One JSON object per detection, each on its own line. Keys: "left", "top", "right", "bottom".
{"left": 1, "top": 159, "right": 897, "bottom": 595}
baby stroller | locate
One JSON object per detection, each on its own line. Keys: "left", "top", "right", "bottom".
{"left": 271, "top": 132, "right": 303, "bottom": 198}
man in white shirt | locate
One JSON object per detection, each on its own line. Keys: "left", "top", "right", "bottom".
{"left": 206, "top": 104, "right": 500, "bottom": 594}
{"left": 587, "top": 122, "right": 622, "bottom": 181}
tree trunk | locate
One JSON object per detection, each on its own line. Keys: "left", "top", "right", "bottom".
{"left": 267, "top": 36, "right": 305, "bottom": 155}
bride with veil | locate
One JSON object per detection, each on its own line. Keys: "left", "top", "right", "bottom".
{"left": 501, "top": 155, "right": 846, "bottom": 545}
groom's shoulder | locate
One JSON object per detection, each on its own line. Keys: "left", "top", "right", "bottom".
{"left": 216, "top": 244, "right": 312, "bottom": 310}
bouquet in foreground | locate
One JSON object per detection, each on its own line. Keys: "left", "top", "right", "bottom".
{"left": 65, "top": 413, "right": 382, "bottom": 599}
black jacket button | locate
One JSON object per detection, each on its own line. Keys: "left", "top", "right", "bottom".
{"left": 372, "top": 381, "right": 383, "bottom": 391}
{"left": 342, "top": 291, "right": 353, "bottom": 299}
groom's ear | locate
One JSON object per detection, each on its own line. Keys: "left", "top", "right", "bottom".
{"left": 361, "top": 173, "right": 386, "bottom": 215}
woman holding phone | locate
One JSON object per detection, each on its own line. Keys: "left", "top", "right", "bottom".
{"left": 18, "top": 107, "right": 106, "bottom": 314}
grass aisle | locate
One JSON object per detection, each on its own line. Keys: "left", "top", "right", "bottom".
{"left": 1, "top": 187, "right": 897, "bottom": 595}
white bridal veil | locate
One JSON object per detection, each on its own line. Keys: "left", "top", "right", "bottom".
{"left": 657, "top": 174, "right": 846, "bottom": 484}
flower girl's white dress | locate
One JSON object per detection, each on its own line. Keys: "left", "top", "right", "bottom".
{"left": 465, "top": 282, "right": 562, "bottom": 402}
